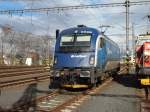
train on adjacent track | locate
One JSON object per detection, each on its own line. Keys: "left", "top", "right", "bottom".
{"left": 135, "top": 33, "right": 150, "bottom": 87}
{"left": 49, "top": 25, "right": 120, "bottom": 89}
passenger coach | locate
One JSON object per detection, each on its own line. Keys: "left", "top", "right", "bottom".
{"left": 50, "top": 25, "right": 120, "bottom": 88}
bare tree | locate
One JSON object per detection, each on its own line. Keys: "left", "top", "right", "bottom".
{"left": 0, "top": 25, "right": 12, "bottom": 65}
{"left": 0, "top": 26, "right": 54, "bottom": 66}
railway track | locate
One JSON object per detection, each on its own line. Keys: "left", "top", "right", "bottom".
{"left": 140, "top": 87, "right": 150, "bottom": 112}
{"left": 0, "top": 66, "right": 50, "bottom": 88}
{"left": 141, "top": 99, "right": 150, "bottom": 112}
{"left": 37, "top": 78, "right": 113, "bottom": 112}
{"left": 0, "top": 77, "right": 113, "bottom": 112}
{"left": 1, "top": 65, "right": 138, "bottom": 112}
{"left": 0, "top": 65, "right": 114, "bottom": 112}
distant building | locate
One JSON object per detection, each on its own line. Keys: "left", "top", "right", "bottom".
{"left": 26, "top": 51, "right": 40, "bottom": 65}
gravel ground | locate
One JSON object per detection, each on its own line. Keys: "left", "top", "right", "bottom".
{"left": 78, "top": 75, "right": 141, "bottom": 112}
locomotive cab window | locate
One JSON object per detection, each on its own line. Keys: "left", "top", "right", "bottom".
{"left": 60, "top": 36, "right": 74, "bottom": 46}
{"left": 59, "top": 34, "right": 91, "bottom": 52}
{"left": 75, "top": 35, "right": 91, "bottom": 46}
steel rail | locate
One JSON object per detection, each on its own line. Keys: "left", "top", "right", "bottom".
{"left": 0, "top": 70, "right": 49, "bottom": 78}
{"left": 140, "top": 99, "right": 150, "bottom": 112}
{"left": 0, "top": 68, "right": 48, "bottom": 74}
{"left": 0, "top": 74, "right": 50, "bottom": 88}
{"left": 0, "top": 66, "right": 50, "bottom": 77}
{"left": 0, "top": 65, "right": 47, "bottom": 69}
{"left": 0, "top": 66, "right": 50, "bottom": 88}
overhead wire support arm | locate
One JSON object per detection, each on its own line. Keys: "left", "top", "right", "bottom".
{"left": 130, "top": 1, "right": 150, "bottom": 5}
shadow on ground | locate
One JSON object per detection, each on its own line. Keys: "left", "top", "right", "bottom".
{"left": 83, "top": 74, "right": 143, "bottom": 98}
{"left": 113, "top": 74, "right": 141, "bottom": 89}
{"left": 0, "top": 82, "right": 53, "bottom": 112}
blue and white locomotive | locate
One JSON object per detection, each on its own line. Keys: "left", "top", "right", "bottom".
{"left": 50, "top": 25, "right": 120, "bottom": 88}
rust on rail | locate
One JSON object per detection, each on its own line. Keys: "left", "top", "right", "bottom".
{"left": 141, "top": 100, "right": 150, "bottom": 112}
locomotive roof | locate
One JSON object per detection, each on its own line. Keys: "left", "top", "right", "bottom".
{"left": 137, "top": 34, "right": 150, "bottom": 41}
{"left": 60, "top": 26, "right": 119, "bottom": 48}
{"left": 60, "top": 26, "right": 100, "bottom": 35}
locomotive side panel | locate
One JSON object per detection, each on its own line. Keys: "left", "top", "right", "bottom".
{"left": 104, "top": 38, "right": 120, "bottom": 72}
{"left": 96, "top": 36, "right": 120, "bottom": 72}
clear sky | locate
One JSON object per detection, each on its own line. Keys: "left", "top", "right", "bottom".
{"left": 0, "top": 1, "right": 24, "bottom": 9}
{"left": 0, "top": 0, "right": 150, "bottom": 52}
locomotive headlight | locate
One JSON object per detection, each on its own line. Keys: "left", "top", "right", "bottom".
{"left": 144, "top": 50, "right": 150, "bottom": 55}
{"left": 89, "top": 56, "right": 95, "bottom": 65}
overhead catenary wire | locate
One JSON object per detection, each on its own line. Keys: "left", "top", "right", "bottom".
{"left": 0, "top": 0, "right": 42, "bottom": 1}
{"left": 0, "top": 1, "right": 150, "bottom": 14}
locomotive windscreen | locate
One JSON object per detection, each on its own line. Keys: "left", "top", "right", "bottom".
{"left": 59, "top": 34, "right": 91, "bottom": 52}
{"left": 136, "top": 39, "right": 150, "bottom": 45}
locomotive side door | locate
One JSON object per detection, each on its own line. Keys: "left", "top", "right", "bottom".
{"left": 97, "top": 37, "right": 107, "bottom": 71}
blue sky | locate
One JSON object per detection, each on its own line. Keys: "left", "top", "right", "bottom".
{"left": 0, "top": 1, "right": 25, "bottom": 10}
{"left": 0, "top": 0, "right": 150, "bottom": 51}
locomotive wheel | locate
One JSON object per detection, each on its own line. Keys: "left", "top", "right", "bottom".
{"left": 90, "top": 68, "right": 97, "bottom": 87}
{"left": 97, "top": 76, "right": 102, "bottom": 85}
{"left": 49, "top": 77, "right": 61, "bottom": 89}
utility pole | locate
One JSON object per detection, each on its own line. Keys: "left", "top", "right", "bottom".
{"left": 132, "top": 23, "right": 135, "bottom": 55}
{"left": 143, "top": 15, "right": 150, "bottom": 34}
{"left": 1, "top": 25, "right": 12, "bottom": 65}
{"left": 0, "top": 28, "right": 4, "bottom": 65}
{"left": 48, "top": 38, "right": 51, "bottom": 66}
{"left": 125, "top": 0, "right": 130, "bottom": 56}
{"left": 10, "top": 31, "right": 15, "bottom": 65}
{"left": 0, "top": 33, "right": 4, "bottom": 65}
{"left": 125, "top": 0, "right": 130, "bottom": 73}
{"left": 147, "top": 15, "right": 150, "bottom": 33}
